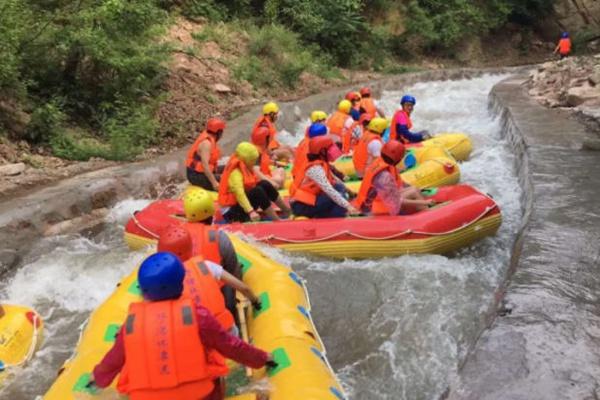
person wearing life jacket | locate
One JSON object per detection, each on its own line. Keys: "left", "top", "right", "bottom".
{"left": 554, "top": 31, "right": 572, "bottom": 59}
{"left": 355, "top": 141, "right": 434, "bottom": 215}
{"left": 390, "top": 95, "right": 431, "bottom": 143}
{"left": 293, "top": 122, "right": 330, "bottom": 181}
{"left": 186, "top": 118, "right": 226, "bottom": 191}
{"left": 327, "top": 100, "right": 360, "bottom": 152}
{"left": 352, "top": 117, "right": 388, "bottom": 177}
{"left": 91, "top": 252, "right": 275, "bottom": 400}
{"left": 218, "top": 142, "right": 290, "bottom": 223}
{"left": 359, "top": 87, "right": 386, "bottom": 118}
{"left": 251, "top": 102, "right": 294, "bottom": 161}
{"left": 250, "top": 126, "right": 286, "bottom": 189}
{"left": 345, "top": 91, "right": 362, "bottom": 121}
{"left": 290, "top": 135, "right": 359, "bottom": 218}
{"left": 304, "top": 110, "right": 328, "bottom": 138}
{"left": 157, "top": 225, "right": 261, "bottom": 333}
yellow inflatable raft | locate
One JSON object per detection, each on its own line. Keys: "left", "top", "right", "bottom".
{"left": 0, "top": 304, "right": 44, "bottom": 385}
{"left": 44, "top": 236, "right": 346, "bottom": 400}
{"left": 417, "top": 132, "right": 473, "bottom": 162}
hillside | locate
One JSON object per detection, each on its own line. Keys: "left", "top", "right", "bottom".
{"left": 1, "top": 0, "right": 599, "bottom": 197}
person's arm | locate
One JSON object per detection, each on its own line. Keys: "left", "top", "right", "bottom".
{"left": 366, "top": 140, "right": 382, "bottom": 167}
{"left": 92, "top": 326, "right": 126, "bottom": 388}
{"left": 196, "top": 305, "right": 269, "bottom": 368}
{"left": 252, "top": 165, "right": 279, "bottom": 188}
{"left": 374, "top": 99, "right": 386, "bottom": 118}
{"left": 220, "top": 270, "right": 260, "bottom": 305}
{"left": 396, "top": 123, "right": 425, "bottom": 143}
{"left": 228, "top": 169, "right": 253, "bottom": 213}
{"left": 305, "top": 166, "right": 352, "bottom": 209}
{"left": 198, "top": 141, "right": 219, "bottom": 190}
{"left": 217, "top": 231, "right": 240, "bottom": 278}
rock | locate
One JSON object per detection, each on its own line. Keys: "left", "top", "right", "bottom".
{"left": 510, "top": 32, "right": 522, "bottom": 47}
{"left": 0, "top": 162, "right": 26, "bottom": 176}
{"left": 213, "top": 83, "right": 232, "bottom": 93}
{"left": 583, "top": 134, "right": 600, "bottom": 151}
{"left": 590, "top": 68, "right": 600, "bottom": 86}
{"left": 566, "top": 85, "right": 600, "bottom": 107}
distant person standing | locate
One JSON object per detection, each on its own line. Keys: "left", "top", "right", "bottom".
{"left": 554, "top": 32, "right": 572, "bottom": 59}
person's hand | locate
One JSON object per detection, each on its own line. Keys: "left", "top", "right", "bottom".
{"left": 249, "top": 210, "right": 261, "bottom": 222}
{"left": 425, "top": 199, "right": 436, "bottom": 208}
{"left": 252, "top": 298, "right": 262, "bottom": 310}
{"left": 265, "top": 353, "right": 278, "bottom": 369}
{"left": 347, "top": 206, "right": 360, "bottom": 216}
{"left": 211, "top": 180, "right": 219, "bottom": 191}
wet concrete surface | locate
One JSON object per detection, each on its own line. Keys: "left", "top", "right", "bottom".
{"left": 450, "top": 76, "right": 600, "bottom": 400}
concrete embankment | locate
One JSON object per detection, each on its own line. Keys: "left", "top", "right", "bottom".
{"left": 0, "top": 67, "right": 518, "bottom": 275}
{"left": 450, "top": 75, "right": 600, "bottom": 399}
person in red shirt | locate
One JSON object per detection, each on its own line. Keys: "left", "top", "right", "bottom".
{"left": 554, "top": 32, "right": 572, "bottom": 59}
{"left": 90, "top": 252, "right": 275, "bottom": 400}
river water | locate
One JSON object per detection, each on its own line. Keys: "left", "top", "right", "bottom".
{"left": 1, "top": 74, "right": 523, "bottom": 399}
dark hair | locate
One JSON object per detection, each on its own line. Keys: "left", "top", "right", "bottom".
{"left": 307, "top": 153, "right": 321, "bottom": 161}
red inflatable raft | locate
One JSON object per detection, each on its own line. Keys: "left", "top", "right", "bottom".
{"left": 124, "top": 184, "right": 501, "bottom": 259}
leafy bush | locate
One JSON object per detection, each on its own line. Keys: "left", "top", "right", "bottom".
{"left": 26, "top": 100, "right": 67, "bottom": 143}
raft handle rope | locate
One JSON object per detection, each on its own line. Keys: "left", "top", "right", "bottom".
{"left": 130, "top": 212, "right": 161, "bottom": 239}
{"left": 255, "top": 204, "right": 498, "bottom": 244}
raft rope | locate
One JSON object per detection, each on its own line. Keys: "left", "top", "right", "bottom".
{"left": 256, "top": 204, "right": 498, "bottom": 244}
{"left": 131, "top": 212, "right": 160, "bottom": 239}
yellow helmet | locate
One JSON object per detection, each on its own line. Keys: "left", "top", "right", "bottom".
{"left": 183, "top": 187, "right": 215, "bottom": 222}
{"left": 368, "top": 117, "right": 389, "bottom": 134}
{"left": 310, "top": 110, "right": 328, "bottom": 123}
{"left": 263, "top": 102, "right": 279, "bottom": 115}
{"left": 235, "top": 141, "right": 259, "bottom": 164}
{"left": 338, "top": 100, "right": 352, "bottom": 114}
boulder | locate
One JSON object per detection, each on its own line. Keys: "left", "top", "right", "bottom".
{"left": 566, "top": 85, "right": 600, "bottom": 106}
{"left": 0, "top": 162, "right": 26, "bottom": 176}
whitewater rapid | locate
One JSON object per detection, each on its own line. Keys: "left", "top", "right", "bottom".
{"left": 1, "top": 74, "right": 522, "bottom": 400}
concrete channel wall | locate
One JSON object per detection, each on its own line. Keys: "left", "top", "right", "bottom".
{"left": 450, "top": 76, "right": 600, "bottom": 399}
{"left": 0, "top": 67, "right": 521, "bottom": 275}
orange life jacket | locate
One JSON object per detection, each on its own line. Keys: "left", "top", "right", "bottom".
{"left": 559, "top": 38, "right": 572, "bottom": 55}
{"left": 355, "top": 157, "right": 402, "bottom": 215}
{"left": 326, "top": 111, "right": 348, "bottom": 142}
{"left": 290, "top": 160, "right": 335, "bottom": 206}
{"left": 117, "top": 298, "right": 215, "bottom": 400}
{"left": 292, "top": 138, "right": 309, "bottom": 180}
{"left": 390, "top": 110, "right": 413, "bottom": 143}
{"left": 360, "top": 97, "right": 377, "bottom": 116}
{"left": 258, "top": 148, "right": 273, "bottom": 177}
{"left": 352, "top": 132, "right": 382, "bottom": 176}
{"left": 185, "top": 131, "right": 221, "bottom": 173}
{"left": 343, "top": 120, "right": 361, "bottom": 154}
{"left": 183, "top": 223, "right": 222, "bottom": 266}
{"left": 252, "top": 116, "right": 279, "bottom": 150}
{"left": 182, "top": 256, "right": 234, "bottom": 331}
{"left": 217, "top": 155, "right": 258, "bottom": 207}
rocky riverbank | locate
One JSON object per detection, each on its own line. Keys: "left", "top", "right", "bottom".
{"left": 528, "top": 54, "right": 600, "bottom": 149}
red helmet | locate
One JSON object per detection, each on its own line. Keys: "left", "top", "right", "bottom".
{"left": 308, "top": 135, "right": 334, "bottom": 155}
{"left": 251, "top": 126, "right": 270, "bottom": 146}
{"left": 359, "top": 87, "right": 371, "bottom": 96}
{"left": 359, "top": 113, "right": 374, "bottom": 125}
{"left": 381, "top": 141, "right": 405, "bottom": 165}
{"left": 206, "top": 118, "right": 226, "bottom": 134}
{"left": 157, "top": 224, "right": 192, "bottom": 261}
{"left": 345, "top": 91, "right": 361, "bottom": 102}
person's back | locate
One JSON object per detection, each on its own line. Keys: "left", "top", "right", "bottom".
{"left": 555, "top": 32, "right": 572, "bottom": 58}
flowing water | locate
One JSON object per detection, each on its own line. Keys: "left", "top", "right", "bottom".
{"left": 1, "top": 74, "right": 523, "bottom": 399}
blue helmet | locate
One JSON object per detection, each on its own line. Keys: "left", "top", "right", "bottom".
{"left": 308, "top": 123, "right": 328, "bottom": 138}
{"left": 401, "top": 95, "right": 416, "bottom": 105}
{"left": 561, "top": 32, "right": 569, "bottom": 38}
{"left": 138, "top": 252, "right": 185, "bottom": 301}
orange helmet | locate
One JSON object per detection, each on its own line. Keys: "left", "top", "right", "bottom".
{"left": 157, "top": 224, "right": 193, "bottom": 261}
{"left": 251, "top": 126, "right": 270, "bottom": 146}
{"left": 345, "top": 91, "right": 361, "bottom": 102}
{"left": 359, "top": 87, "right": 371, "bottom": 96}
{"left": 381, "top": 141, "right": 405, "bottom": 165}
{"left": 308, "top": 135, "right": 334, "bottom": 155}
{"left": 206, "top": 118, "right": 226, "bottom": 134}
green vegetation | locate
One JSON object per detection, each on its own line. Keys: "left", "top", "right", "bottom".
{"left": 1, "top": 0, "right": 561, "bottom": 161}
